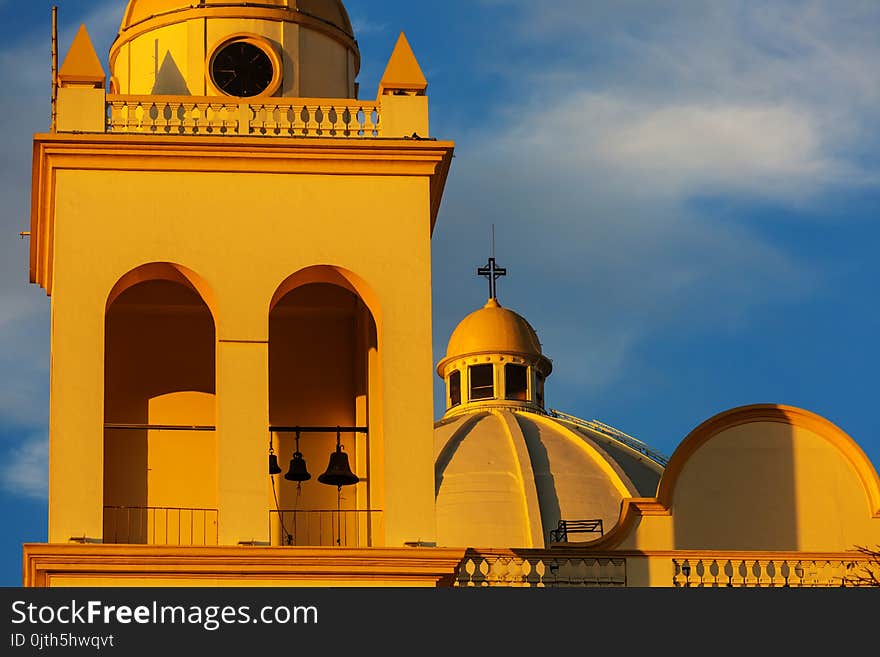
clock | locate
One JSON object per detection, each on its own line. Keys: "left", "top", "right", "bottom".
{"left": 209, "top": 37, "right": 278, "bottom": 98}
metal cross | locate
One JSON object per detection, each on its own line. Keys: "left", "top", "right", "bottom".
{"left": 477, "top": 257, "right": 507, "bottom": 299}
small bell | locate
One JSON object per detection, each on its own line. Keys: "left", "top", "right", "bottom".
{"left": 268, "top": 436, "right": 282, "bottom": 475}
{"left": 285, "top": 451, "right": 311, "bottom": 482}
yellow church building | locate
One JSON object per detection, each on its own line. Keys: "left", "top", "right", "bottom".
{"left": 21, "top": 0, "right": 880, "bottom": 588}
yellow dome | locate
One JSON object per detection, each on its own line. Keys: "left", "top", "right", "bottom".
{"left": 120, "top": 1, "right": 354, "bottom": 36}
{"left": 434, "top": 409, "right": 664, "bottom": 548}
{"left": 437, "top": 298, "right": 552, "bottom": 377}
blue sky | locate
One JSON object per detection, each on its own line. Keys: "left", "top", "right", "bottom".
{"left": 1, "top": 1, "right": 879, "bottom": 586}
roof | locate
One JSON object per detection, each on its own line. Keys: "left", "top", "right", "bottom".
{"left": 434, "top": 408, "right": 663, "bottom": 548}
{"left": 438, "top": 298, "right": 551, "bottom": 374}
{"left": 120, "top": 0, "right": 355, "bottom": 36}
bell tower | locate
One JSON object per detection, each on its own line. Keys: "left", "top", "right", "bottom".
{"left": 27, "top": 1, "right": 456, "bottom": 582}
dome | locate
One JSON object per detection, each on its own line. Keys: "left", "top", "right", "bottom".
{"left": 438, "top": 298, "right": 551, "bottom": 374}
{"left": 111, "top": 0, "right": 360, "bottom": 98}
{"left": 434, "top": 409, "right": 664, "bottom": 548}
{"left": 120, "top": 0, "right": 354, "bottom": 37}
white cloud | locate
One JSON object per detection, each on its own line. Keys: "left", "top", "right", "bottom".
{"left": 0, "top": 432, "right": 48, "bottom": 501}
{"left": 501, "top": 94, "right": 843, "bottom": 200}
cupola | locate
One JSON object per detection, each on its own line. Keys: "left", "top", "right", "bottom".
{"left": 437, "top": 259, "right": 552, "bottom": 416}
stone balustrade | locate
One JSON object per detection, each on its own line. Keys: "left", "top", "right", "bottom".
{"left": 673, "top": 555, "right": 877, "bottom": 587}
{"left": 106, "top": 95, "right": 382, "bottom": 137}
{"left": 455, "top": 550, "right": 627, "bottom": 587}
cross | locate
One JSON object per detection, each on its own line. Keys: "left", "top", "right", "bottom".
{"left": 477, "top": 257, "right": 507, "bottom": 300}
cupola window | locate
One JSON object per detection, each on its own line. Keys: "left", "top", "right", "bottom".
{"left": 535, "top": 372, "right": 545, "bottom": 407}
{"left": 449, "top": 370, "right": 462, "bottom": 408}
{"left": 505, "top": 364, "right": 528, "bottom": 401}
{"left": 469, "top": 364, "right": 494, "bottom": 401}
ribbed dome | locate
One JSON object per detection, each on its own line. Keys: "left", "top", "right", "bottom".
{"left": 434, "top": 409, "right": 664, "bottom": 548}
{"left": 444, "top": 298, "right": 544, "bottom": 362}
{"left": 120, "top": 0, "right": 354, "bottom": 36}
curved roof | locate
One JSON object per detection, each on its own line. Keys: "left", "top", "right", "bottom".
{"left": 439, "top": 298, "right": 551, "bottom": 374}
{"left": 121, "top": 1, "right": 355, "bottom": 35}
{"left": 434, "top": 408, "right": 663, "bottom": 548}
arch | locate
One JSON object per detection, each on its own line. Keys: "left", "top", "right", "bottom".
{"left": 577, "top": 404, "right": 880, "bottom": 551}
{"left": 103, "top": 264, "right": 218, "bottom": 545}
{"left": 269, "top": 265, "right": 381, "bottom": 331}
{"left": 267, "top": 265, "right": 381, "bottom": 547}
{"left": 656, "top": 404, "right": 880, "bottom": 516}
{"left": 106, "top": 262, "right": 218, "bottom": 324}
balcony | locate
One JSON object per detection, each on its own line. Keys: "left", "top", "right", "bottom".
{"left": 106, "top": 95, "right": 381, "bottom": 138}
{"left": 455, "top": 550, "right": 627, "bottom": 587}
{"left": 269, "top": 509, "right": 383, "bottom": 548}
{"left": 673, "top": 554, "right": 878, "bottom": 587}
{"left": 103, "top": 506, "right": 218, "bottom": 546}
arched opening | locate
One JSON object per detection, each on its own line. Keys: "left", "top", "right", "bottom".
{"left": 268, "top": 275, "right": 380, "bottom": 547}
{"left": 103, "top": 266, "right": 217, "bottom": 545}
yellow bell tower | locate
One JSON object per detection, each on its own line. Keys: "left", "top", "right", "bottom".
{"left": 25, "top": 1, "right": 461, "bottom": 586}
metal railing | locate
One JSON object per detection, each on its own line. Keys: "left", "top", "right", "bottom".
{"left": 106, "top": 95, "right": 381, "bottom": 137}
{"left": 269, "top": 509, "right": 382, "bottom": 548}
{"left": 103, "top": 506, "right": 219, "bottom": 546}
{"left": 549, "top": 409, "right": 669, "bottom": 467}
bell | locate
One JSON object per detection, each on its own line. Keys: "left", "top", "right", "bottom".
{"left": 284, "top": 451, "right": 311, "bottom": 482}
{"left": 318, "top": 444, "right": 359, "bottom": 488}
{"left": 269, "top": 453, "right": 282, "bottom": 476}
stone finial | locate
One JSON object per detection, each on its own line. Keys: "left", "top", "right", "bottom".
{"left": 378, "top": 32, "right": 428, "bottom": 97}
{"left": 59, "top": 24, "right": 106, "bottom": 88}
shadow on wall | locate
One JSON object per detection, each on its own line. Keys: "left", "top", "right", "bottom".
{"left": 671, "top": 420, "right": 798, "bottom": 551}
{"left": 152, "top": 48, "right": 191, "bottom": 96}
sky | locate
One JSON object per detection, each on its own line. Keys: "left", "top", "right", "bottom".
{"left": 0, "top": 1, "right": 878, "bottom": 586}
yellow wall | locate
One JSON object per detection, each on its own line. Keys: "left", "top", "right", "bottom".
{"left": 598, "top": 406, "right": 880, "bottom": 585}
{"left": 670, "top": 421, "right": 879, "bottom": 551}
{"left": 112, "top": 18, "right": 355, "bottom": 98}
{"left": 40, "top": 138, "right": 449, "bottom": 550}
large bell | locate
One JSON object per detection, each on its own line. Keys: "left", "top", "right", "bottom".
{"left": 269, "top": 453, "right": 282, "bottom": 476}
{"left": 285, "top": 451, "right": 311, "bottom": 482}
{"left": 318, "top": 444, "right": 359, "bottom": 488}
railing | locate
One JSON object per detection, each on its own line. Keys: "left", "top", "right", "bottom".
{"left": 673, "top": 556, "right": 877, "bottom": 587}
{"left": 106, "top": 95, "right": 381, "bottom": 137}
{"left": 269, "top": 509, "right": 382, "bottom": 548}
{"left": 103, "top": 506, "right": 218, "bottom": 546}
{"left": 455, "top": 550, "right": 626, "bottom": 587}
{"left": 549, "top": 409, "right": 669, "bottom": 467}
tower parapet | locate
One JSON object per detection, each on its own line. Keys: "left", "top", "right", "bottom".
{"left": 53, "top": 3, "right": 429, "bottom": 139}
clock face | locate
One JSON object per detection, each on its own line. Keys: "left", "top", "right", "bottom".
{"left": 211, "top": 40, "right": 275, "bottom": 98}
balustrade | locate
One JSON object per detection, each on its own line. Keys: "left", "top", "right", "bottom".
{"left": 455, "top": 550, "right": 626, "bottom": 587}
{"left": 106, "top": 96, "right": 381, "bottom": 137}
{"left": 673, "top": 556, "right": 874, "bottom": 587}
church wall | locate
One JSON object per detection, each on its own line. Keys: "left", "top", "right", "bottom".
{"left": 46, "top": 161, "right": 438, "bottom": 547}
{"left": 604, "top": 408, "right": 880, "bottom": 566}
{"left": 671, "top": 421, "right": 878, "bottom": 552}
{"left": 298, "top": 28, "right": 350, "bottom": 99}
